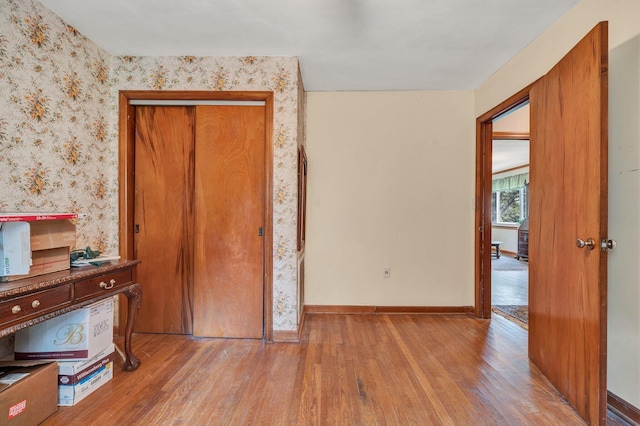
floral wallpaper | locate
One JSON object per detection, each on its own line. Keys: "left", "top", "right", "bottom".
{"left": 0, "top": 0, "right": 303, "bottom": 331}
{"left": 0, "top": 0, "right": 114, "bottom": 252}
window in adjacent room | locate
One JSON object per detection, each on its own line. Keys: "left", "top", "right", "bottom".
{"left": 491, "top": 172, "right": 529, "bottom": 225}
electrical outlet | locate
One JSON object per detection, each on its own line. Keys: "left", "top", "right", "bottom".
{"left": 383, "top": 267, "right": 391, "bottom": 278}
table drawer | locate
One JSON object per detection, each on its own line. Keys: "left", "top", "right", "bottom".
{"left": 0, "top": 285, "right": 72, "bottom": 326}
{"left": 74, "top": 269, "right": 133, "bottom": 301}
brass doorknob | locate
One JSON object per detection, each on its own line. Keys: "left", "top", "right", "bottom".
{"left": 576, "top": 238, "right": 595, "bottom": 250}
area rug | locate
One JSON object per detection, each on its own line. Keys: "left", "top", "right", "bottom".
{"left": 492, "top": 305, "right": 528, "bottom": 329}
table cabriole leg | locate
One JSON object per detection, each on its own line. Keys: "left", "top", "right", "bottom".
{"left": 122, "top": 283, "right": 142, "bottom": 371}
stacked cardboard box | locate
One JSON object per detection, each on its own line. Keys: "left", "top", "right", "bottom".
{"left": 27, "top": 220, "right": 75, "bottom": 278}
{"left": 14, "top": 298, "right": 114, "bottom": 361}
{"left": 57, "top": 344, "right": 115, "bottom": 406}
{"left": 0, "top": 216, "right": 76, "bottom": 281}
{"left": 13, "top": 298, "right": 115, "bottom": 406}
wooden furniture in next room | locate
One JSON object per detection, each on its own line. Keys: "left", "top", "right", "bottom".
{"left": 516, "top": 217, "right": 529, "bottom": 260}
{"left": 491, "top": 241, "right": 503, "bottom": 259}
{"left": 0, "top": 260, "right": 142, "bottom": 371}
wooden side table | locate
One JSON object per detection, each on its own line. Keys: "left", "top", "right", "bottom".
{"left": 0, "top": 260, "right": 142, "bottom": 371}
{"left": 491, "top": 241, "right": 503, "bottom": 259}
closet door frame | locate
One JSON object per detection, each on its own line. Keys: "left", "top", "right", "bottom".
{"left": 118, "top": 90, "right": 274, "bottom": 341}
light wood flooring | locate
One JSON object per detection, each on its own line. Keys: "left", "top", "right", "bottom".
{"left": 42, "top": 313, "right": 631, "bottom": 425}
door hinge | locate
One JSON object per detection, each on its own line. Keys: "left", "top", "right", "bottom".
{"left": 258, "top": 227, "right": 263, "bottom": 237}
{"left": 135, "top": 224, "right": 140, "bottom": 233}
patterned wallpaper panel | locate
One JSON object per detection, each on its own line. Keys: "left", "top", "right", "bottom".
{"left": 0, "top": 0, "right": 302, "bottom": 331}
{"left": 0, "top": 0, "right": 114, "bottom": 250}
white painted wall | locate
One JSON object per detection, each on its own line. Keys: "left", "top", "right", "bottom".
{"left": 609, "top": 33, "right": 640, "bottom": 409}
{"left": 491, "top": 227, "right": 518, "bottom": 254}
{"left": 305, "top": 91, "right": 475, "bottom": 307}
{"left": 476, "top": 0, "right": 640, "bottom": 409}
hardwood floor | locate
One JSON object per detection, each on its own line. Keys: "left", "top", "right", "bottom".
{"left": 492, "top": 254, "right": 528, "bottom": 306}
{"left": 42, "top": 313, "right": 631, "bottom": 425}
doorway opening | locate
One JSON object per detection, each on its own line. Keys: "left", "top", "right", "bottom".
{"left": 474, "top": 85, "right": 532, "bottom": 319}
{"left": 490, "top": 104, "right": 530, "bottom": 327}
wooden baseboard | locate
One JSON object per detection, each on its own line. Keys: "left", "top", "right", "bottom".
{"left": 608, "top": 391, "right": 640, "bottom": 425}
{"left": 272, "top": 305, "right": 307, "bottom": 343}
{"left": 272, "top": 330, "right": 300, "bottom": 343}
{"left": 304, "top": 305, "right": 475, "bottom": 315}
{"left": 272, "top": 305, "right": 473, "bottom": 341}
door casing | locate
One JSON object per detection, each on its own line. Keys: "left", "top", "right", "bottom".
{"left": 475, "top": 85, "right": 533, "bottom": 319}
{"left": 118, "top": 90, "right": 274, "bottom": 341}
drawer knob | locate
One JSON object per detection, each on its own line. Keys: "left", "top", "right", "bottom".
{"left": 11, "top": 305, "right": 21, "bottom": 314}
{"left": 100, "top": 280, "right": 115, "bottom": 290}
{"left": 32, "top": 300, "right": 40, "bottom": 308}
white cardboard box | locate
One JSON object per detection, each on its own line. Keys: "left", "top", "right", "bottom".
{"left": 57, "top": 344, "right": 115, "bottom": 406}
{"left": 57, "top": 343, "right": 115, "bottom": 385}
{"left": 14, "top": 298, "right": 113, "bottom": 361}
{"left": 0, "top": 222, "right": 31, "bottom": 277}
{"left": 58, "top": 361, "right": 113, "bottom": 406}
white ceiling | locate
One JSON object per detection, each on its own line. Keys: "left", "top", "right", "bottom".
{"left": 493, "top": 139, "right": 529, "bottom": 173}
{"left": 38, "top": 0, "right": 579, "bottom": 92}
{"left": 493, "top": 104, "right": 530, "bottom": 173}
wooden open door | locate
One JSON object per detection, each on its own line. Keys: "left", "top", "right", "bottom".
{"left": 529, "top": 22, "right": 608, "bottom": 425}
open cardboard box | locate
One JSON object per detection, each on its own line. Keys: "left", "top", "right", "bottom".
{"left": 29, "top": 220, "right": 76, "bottom": 251}
{"left": 0, "top": 360, "right": 58, "bottom": 424}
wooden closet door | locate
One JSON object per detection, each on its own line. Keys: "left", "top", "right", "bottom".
{"left": 193, "top": 105, "right": 265, "bottom": 338}
{"left": 134, "top": 106, "right": 195, "bottom": 334}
